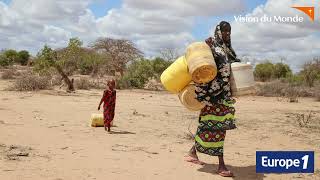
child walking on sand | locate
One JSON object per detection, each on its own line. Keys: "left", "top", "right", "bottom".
{"left": 98, "top": 80, "right": 116, "bottom": 132}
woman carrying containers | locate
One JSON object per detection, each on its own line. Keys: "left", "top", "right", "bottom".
{"left": 186, "top": 21, "right": 240, "bottom": 177}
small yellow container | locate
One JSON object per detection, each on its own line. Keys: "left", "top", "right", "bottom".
{"left": 90, "top": 113, "right": 113, "bottom": 127}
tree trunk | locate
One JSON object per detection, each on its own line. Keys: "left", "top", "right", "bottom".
{"left": 119, "top": 69, "right": 124, "bottom": 77}
{"left": 55, "top": 64, "right": 75, "bottom": 92}
{"left": 115, "top": 65, "right": 124, "bottom": 77}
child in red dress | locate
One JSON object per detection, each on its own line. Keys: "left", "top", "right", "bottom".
{"left": 98, "top": 80, "right": 116, "bottom": 132}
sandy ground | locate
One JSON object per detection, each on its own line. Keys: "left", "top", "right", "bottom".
{"left": 0, "top": 79, "right": 319, "bottom": 180}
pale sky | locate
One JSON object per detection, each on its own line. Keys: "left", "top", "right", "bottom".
{"left": 0, "top": 0, "right": 319, "bottom": 72}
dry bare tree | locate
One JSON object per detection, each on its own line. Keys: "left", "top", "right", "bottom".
{"left": 91, "top": 38, "right": 143, "bottom": 76}
{"left": 159, "top": 48, "right": 180, "bottom": 61}
{"left": 301, "top": 57, "right": 320, "bottom": 87}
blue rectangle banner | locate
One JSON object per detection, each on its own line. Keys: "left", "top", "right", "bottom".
{"left": 256, "top": 151, "right": 314, "bottom": 173}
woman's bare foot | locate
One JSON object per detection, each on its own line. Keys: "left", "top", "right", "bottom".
{"left": 185, "top": 145, "right": 204, "bottom": 165}
{"left": 185, "top": 155, "right": 205, "bottom": 165}
{"left": 217, "top": 156, "right": 233, "bottom": 177}
{"left": 217, "top": 169, "right": 233, "bottom": 177}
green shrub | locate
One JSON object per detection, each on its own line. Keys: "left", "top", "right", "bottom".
{"left": 300, "top": 58, "right": 320, "bottom": 87}
{"left": 254, "top": 62, "right": 275, "bottom": 82}
{"left": 17, "top": 50, "right": 30, "bottom": 65}
{"left": 152, "top": 57, "right": 172, "bottom": 78}
{"left": 254, "top": 62, "right": 292, "bottom": 82}
{"left": 284, "top": 74, "right": 304, "bottom": 86}
{"left": 0, "top": 54, "right": 13, "bottom": 67}
{"left": 3, "top": 49, "right": 18, "bottom": 63}
{"left": 273, "top": 63, "right": 292, "bottom": 79}
{"left": 118, "top": 58, "right": 171, "bottom": 89}
{"left": 78, "top": 53, "right": 105, "bottom": 75}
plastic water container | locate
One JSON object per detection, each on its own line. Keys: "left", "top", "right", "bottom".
{"left": 185, "top": 42, "right": 217, "bottom": 84}
{"left": 160, "top": 56, "right": 192, "bottom": 93}
{"left": 178, "top": 84, "right": 205, "bottom": 111}
{"left": 90, "top": 113, "right": 113, "bottom": 127}
{"left": 230, "top": 63, "right": 255, "bottom": 96}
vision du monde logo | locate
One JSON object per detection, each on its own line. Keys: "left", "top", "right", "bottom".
{"left": 234, "top": 1, "right": 318, "bottom": 23}
{"left": 292, "top": 0, "right": 317, "bottom": 22}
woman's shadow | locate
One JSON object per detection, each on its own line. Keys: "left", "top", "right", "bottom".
{"left": 198, "top": 163, "right": 265, "bottom": 180}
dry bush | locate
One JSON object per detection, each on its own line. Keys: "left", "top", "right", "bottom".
{"left": 75, "top": 77, "right": 91, "bottom": 90}
{"left": 74, "top": 77, "right": 107, "bottom": 90}
{"left": 144, "top": 78, "right": 164, "bottom": 91}
{"left": 256, "top": 81, "right": 315, "bottom": 101}
{"left": 286, "top": 111, "right": 320, "bottom": 132}
{"left": 295, "top": 86, "right": 315, "bottom": 97}
{"left": 285, "top": 87, "right": 299, "bottom": 103}
{"left": 296, "top": 111, "right": 312, "bottom": 128}
{"left": 90, "top": 80, "right": 105, "bottom": 89}
{"left": 256, "top": 81, "right": 288, "bottom": 97}
{"left": 294, "top": 111, "right": 320, "bottom": 131}
{"left": 49, "top": 75, "right": 62, "bottom": 86}
{"left": 1, "top": 69, "right": 15, "bottom": 79}
{"left": 11, "top": 74, "right": 51, "bottom": 91}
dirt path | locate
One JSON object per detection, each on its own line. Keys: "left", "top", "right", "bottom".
{"left": 0, "top": 86, "right": 319, "bottom": 180}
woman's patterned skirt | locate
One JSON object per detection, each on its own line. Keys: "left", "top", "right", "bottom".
{"left": 195, "top": 101, "right": 236, "bottom": 156}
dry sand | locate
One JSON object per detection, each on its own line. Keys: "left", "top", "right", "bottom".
{"left": 0, "top": 80, "right": 319, "bottom": 180}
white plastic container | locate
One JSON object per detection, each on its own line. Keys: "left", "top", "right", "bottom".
{"left": 230, "top": 63, "right": 255, "bottom": 96}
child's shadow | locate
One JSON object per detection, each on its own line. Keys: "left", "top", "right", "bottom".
{"left": 109, "top": 130, "right": 136, "bottom": 135}
{"left": 198, "top": 163, "right": 265, "bottom": 180}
